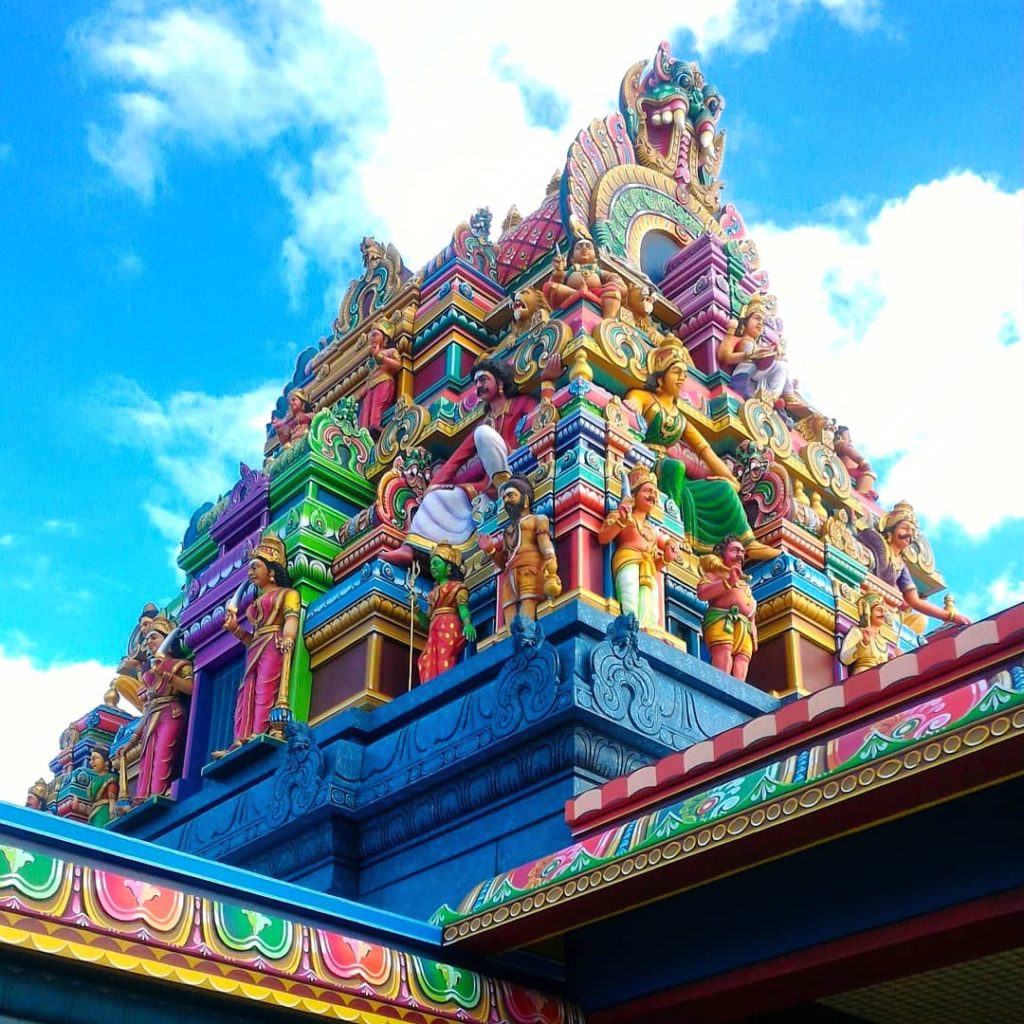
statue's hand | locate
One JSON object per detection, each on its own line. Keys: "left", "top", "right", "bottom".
{"left": 276, "top": 636, "right": 294, "bottom": 653}
{"left": 951, "top": 612, "right": 971, "bottom": 626}
{"left": 617, "top": 498, "right": 634, "bottom": 523}
{"left": 478, "top": 533, "right": 495, "bottom": 553}
{"left": 552, "top": 253, "right": 567, "bottom": 273}
{"left": 224, "top": 608, "right": 238, "bottom": 632}
{"left": 463, "top": 622, "right": 477, "bottom": 642}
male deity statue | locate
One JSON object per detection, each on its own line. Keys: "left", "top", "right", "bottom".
{"left": 839, "top": 593, "right": 892, "bottom": 675}
{"left": 597, "top": 465, "right": 680, "bottom": 632}
{"left": 382, "top": 359, "right": 537, "bottom": 567}
{"left": 543, "top": 238, "right": 626, "bottom": 319}
{"left": 479, "top": 476, "right": 562, "bottom": 622}
{"left": 834, "top": 425, "right": 877, "bottom": 498}
{"left": 858, "top": 501, "right": 970, "bottom": 630}
{"left": 696, "top": 535, "right": 758, "bottom": 682}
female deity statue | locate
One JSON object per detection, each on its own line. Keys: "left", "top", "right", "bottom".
{"left": 417, "top": 543, "right": 477, "bottom": 684}
{"left": 624, "top": 339, "right": 779, "bottom": 560}
{"left": 119, "top": 615, "right": 194, "bottom": 800}
{"left": 839, "top": 593, "right": 892, "bottom": 675}
{"left": 597, "top": 465, "right": 680, "bottom": 631}
{"left": 81, "top": 750, "right": 118, "bottom": 827}
{"left": 272, "top": 388, "right": 314, "bottom": 447}
{"left": 218, "top": 532, "right": 301, "bottom": 755}
{"left": 717, "top": 294, "right": 784, "bottom": 397}
{"left": 358, "top": 320, "right": 401, "bottom": 436}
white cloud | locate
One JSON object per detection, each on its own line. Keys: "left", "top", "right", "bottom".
{"left": 0, "top": 646, "right": 115, "bottom": 806}
{"left": 102, "top": 377, "right": 280, "bottom": 560}
{"left": 77, "top": 0, "right": 880, "bottom": 301}
{"left": 750, "top": 172, "right": 1024, "bottom": 538}
{"left": 958, "top": 572, "right": 1024, "bottom": 623}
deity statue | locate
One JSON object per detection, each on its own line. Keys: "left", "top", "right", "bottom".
{"left": 382, "top": 359, "right": 537, "bottom": 567}
{"left": 104, "top": 601, "right": 160, "bottom": 712}
{"left": 116, "top": 615, "right": 194, "bottom": 800}
{"left": 624, "top": 338, "right": 779, "bottom": 561}
{"left": 479, "top": 476, "right": 562, "bottom": 622}
{"left": 597, "top": 465, "right": 681, "bottom": 631}
{"left": 79, "top": 750, "right": 118, "bottom": 827}
{"left": 696, "top": 536, "right": 758, "bottom": 682}
{"left": 417, "top": 543, "right": 476, "bottom": 684}
{"left": 858, "top": 502, "right": 970, "bottom": 629}
{"left": 25, "top": 778, "right": 49, "bottom": 810}
{"left": 272, "top": 388, "right": 314, "bottom": 447}
{"left": 839, "top": 593, "right": 892, "bottom": 675}
{"left": 717, "top": 294, "right": 781, "bottom": 395}
{"left": 834, "top": 425, "right": 878, "bottom": 498}
{"left": 358, "top": 320, "right": 401, "bottom": 436}
{"left": 542, "top": 238, "right": 626, "bottom": 320}
{"left": 217, "top": 532, "right": 301, "bottom": 756}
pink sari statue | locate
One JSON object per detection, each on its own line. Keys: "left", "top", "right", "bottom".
{"left": 216, "top": 532, "right": 301, "bottom": 756}
{"left": 132, "top": 617, "right": 193, "bottom": 799}
{"left": 358, "top": 322, "right": 401, "bottom": 436}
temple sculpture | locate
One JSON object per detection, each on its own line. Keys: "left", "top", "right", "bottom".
{"left": 14, "top": 37, "right": 1014, "bottom": 1024}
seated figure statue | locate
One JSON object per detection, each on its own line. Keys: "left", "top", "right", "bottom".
{"left": 382, "top": 359, "right": 537, "bottom": 566}
{"left": 542, "top": 238, "right": 625, "bottom": 320}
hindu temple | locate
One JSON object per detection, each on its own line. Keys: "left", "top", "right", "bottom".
{"left": 4, "top": 41, "right": 1022, "bottom": 1024}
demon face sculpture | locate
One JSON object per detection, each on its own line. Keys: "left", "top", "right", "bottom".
{"left": 620, "top": 41, "right": 726, "bottom": 206}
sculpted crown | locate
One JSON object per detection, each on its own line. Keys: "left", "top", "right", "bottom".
{"left": 254, "top": 531, "right": 287, "bottom": 568}
{"left": 880, "top": 500, "right": 918, "bottom": 535}
{"left": 628, "top": 465, "right": 659, "bottom": 493}
{"left": 647, "top": 338, "right": 693, "bottom": 378}
{"left": 432, "top": 542, "right": 462, "bottom": 568}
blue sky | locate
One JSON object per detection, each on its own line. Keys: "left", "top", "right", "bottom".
{"left": 1, "top": 0, "right": 1021, "bottom": 797}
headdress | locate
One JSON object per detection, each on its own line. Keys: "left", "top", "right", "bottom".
{"left": 740, "top": 292, "right": 771, "bottom": 320}
{"left": 28, "top": 778, "right": 48, "bottom": 801}
{"left": 145, "top": 615, "right": 176, "bottom": 637}
{"left": 288, "top": 387, "right": 310, "bottom": 404}
{"left": 432, "top": 543, "right": 461, "bottom": 568}
{"left": 880, "top": 500, "right": 918, "bottom": 537}
{"left": 647, "top": 338, "right": 693, "bottom": 378}
{"left": 856, "top": 592, "right": 886, "bottom": 626}
{"left": 253, "top": 531, "right": 288, "bottom": 568}
{"left": 628, "top": 465, "right": 659, "bottom": 493}
{"left": 371, "top": 318, "right": 396, "bottom": 339}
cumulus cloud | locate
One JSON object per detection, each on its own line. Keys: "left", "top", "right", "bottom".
{"left": 0, "top": 646, "right": 115, "bottom": 805}
{"left": 76, "top": 0, "right": 880, "bottom": 302}
{"left": 101, "top": 376, "right": 280, "bottom": 563}
{"left": 750, "top": 172, "right": 1024, "bottom": 538}
{"left": 958, "top": 571, "right": 1024, "bottom": 623}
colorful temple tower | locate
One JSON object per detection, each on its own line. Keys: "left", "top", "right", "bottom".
{"left": 4, "top": 41, "right": 1023, "bottom": 1023}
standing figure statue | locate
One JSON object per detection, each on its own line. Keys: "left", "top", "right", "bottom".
{"left": 834, "top": 425, "right": 878, "bottom": 498}
{"left": 119, "top": 615, "right": 194, "bottom": 800}
{"left": 217, "top": 533, "right": 301, "bottom": 756}
{"left": 543, "top": 238, "right": 626, "bottom": 320}
{"left": 839, "top": 593, "right": 892, "bottom": 675}
{"left": 597, "top": 465, "right": 681, "bottom": 631}
{"left": 625, "top": 339, "right": 779, "bottom": 561}
{"left": 479, "top": 476, "right": 562, "bottom": 622}
{"left": 272, "top": 388, "right": 314, "bottom": 447}
{"left": 697, "top": 536, "right": 758, "bottom": 682}
{"left": 858, "top": 502, "right": 970, "bottom": 630}
{"left": 358, "top": 320, "right": 401, "bottom": 436}
{"left": 80, "top": 750, "right": 118, "bottom": 827}
{"left": 417, "top": 543, "right": 476, "bottom": 683}
{"left": 382, "top": 359, "right": 537, "bottom": 566}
